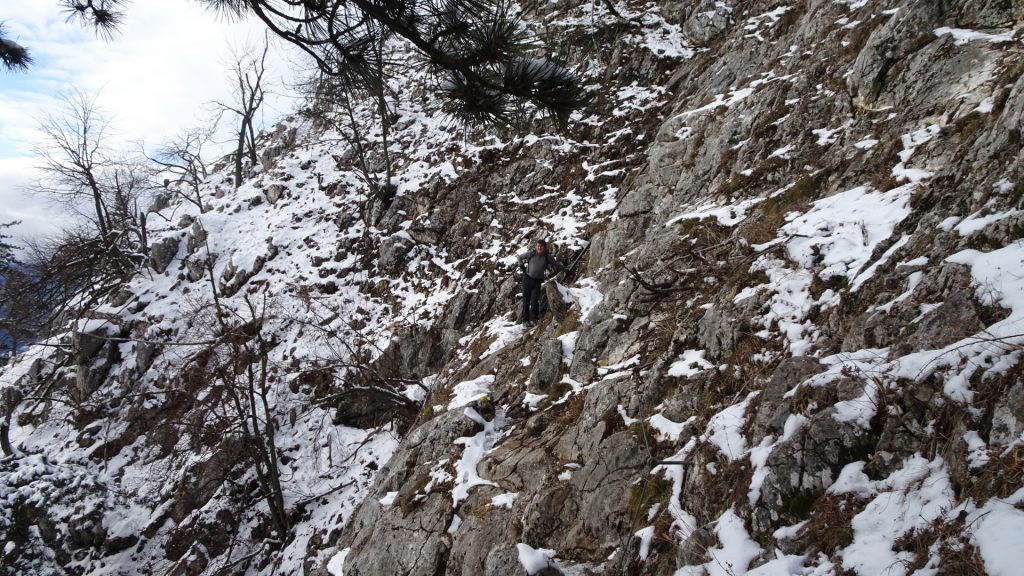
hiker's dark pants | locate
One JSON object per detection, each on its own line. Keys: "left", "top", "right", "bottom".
{"left": 522, "top": 275, "right": 543, "bottom": 322}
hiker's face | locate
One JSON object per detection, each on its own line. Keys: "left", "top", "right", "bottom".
{"left": 535, "top": 243, "right": 546, "bottom": 253}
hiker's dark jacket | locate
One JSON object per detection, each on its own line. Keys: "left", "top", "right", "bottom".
{"left": 518, "top": 250, "right": 565, "bottom": 280}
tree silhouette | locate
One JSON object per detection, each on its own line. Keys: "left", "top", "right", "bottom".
{"left": 3, "top": 0, "right": 589, "bottom": 127}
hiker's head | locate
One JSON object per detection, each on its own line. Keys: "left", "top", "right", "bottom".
{"left": 535, "top": 239, "right": 547, "bottom": 253}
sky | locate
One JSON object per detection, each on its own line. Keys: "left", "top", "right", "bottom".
{"left": 0, "top": 0, "right": 301, "bottom": 240}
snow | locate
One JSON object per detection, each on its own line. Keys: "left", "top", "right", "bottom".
{"left": 833, "top": 0, "right": 869, "bottom": 10}
{"left": 969, "top": 494, "right": 1024, "bottom": 576}
{"left": 447, "top": 514, "right": 463, "bottom": 534}
{"left": 975, "top": 97, "right": 996, "bottom": 114}
{"left": 868, "top": 266, "right": 925, "bottom": 311}
{"left": 517, "top": 543, "right": 560, "bottom": 575}
{"left": 451, "top": 407, "right": 505, "bottom": 505}
{"left": 745, "top": 7, "right": 792, "bottom": 41}
{"left": 667, "top": 349, "right": 713, "bottom": 377}
{"left": 812, "top": 126, "right": 842, "bottom": 146}
{"left": 490, "top": 492, "right": 518, "bottom": 509}
{"left": 648, "top": 413, "right": 692, "bottom": 442}
{"left": 747, "top": 554, "right": 810, "bottom": 576}
{"left": 326, "top": 548, "right": 350, "bottom": 576}
{"left": 735, "top": 183, "right": 916, "bottom": 356}
{"left": 840, "top": 456, "right": 955, "bottom": 576}
{"left": 677, "top": 87, "right": 755, "bottom": 118}
{"left": 705, "top": 509, "right": 762, "bottom": 576}
{"left": 598, "top": 354, "right": 640, "bottom": 380}
{"left": 784, "top": 185, "right": 914, "bottom": 282}
{"left": 828, "top": 461, "right": 874, "bottom": 497}
{"left": 665, "top": 197, "right": 765, "bottom": 228}
{"left": 702, "top": 393, "right": 755, "bottom": 461}
{"left": 851, "top": 234, "right": 910, "bottom": 291}
{"left": 853, "top": 137, "right": 879, "bottom": 149}
{"left": 560, "top": 278, "right": 604, "bottom": 320}
{"left": 832, "top": 378, "right": 878, "bottom": 429}
{"left": 447, "top": 374, "right": 496, "bottom": 410}
{"left": 769, "top": 144, "right": 795, "bottom": 159}
{"left": 892, "top": 125, "right": 941, "bottom": 183}
{"left": 772, "top": 521, "right": 808, "bottom": 541}
{"left": 954, "top": 209, "right": 1021, "bottom": 236}
{"left": 558, "top": 331, "right": 579, "bottom": 364}
{"left": 635, "top": 525, "right": 656, "bottom": 560}
{"left": 962, "top": 431, "right": 990, "bottom": 469}
{"left": 478, "top": 317, "right": 528, "bottom": 359}
{"left": 748, "top": 414, "right": 806, "bottom": 505}
{"left": 898, "top": 256, "right": 928, "bottom": 268}
{"left": 935, "top": 27, "right": 1017, "bottom": 45}
{"left": 618, "top": 405, "right": 639, "bottom": 426}
{"left": 522, "top": 392, "right": 547, "bottom": 411}
{"left": 938, "top": 215, "right": 963, "bottom": 231}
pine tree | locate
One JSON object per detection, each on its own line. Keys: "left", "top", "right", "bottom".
{"left": 203, "top": 0, "right": 591, "bottom": 127}
{"left": 0, "top": 24, "right": 31, "bottom": 70}
{"left": 5, "top": 0, "right": 589, "bottom": 127}
{"left": 3, "top": 1, "right": 125, "bottom": 71}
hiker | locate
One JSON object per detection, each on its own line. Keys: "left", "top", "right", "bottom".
{"left": 517, "top": 239, "right": 570, "bottom": 327}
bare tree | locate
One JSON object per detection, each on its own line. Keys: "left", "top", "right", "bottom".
{"left": 31, "top": 91, "right": 153, "bottom": 251}
{"left": 179, "top": 228, "right": 291, "bottom": 540}
{"left": 33, "top": 91, "right": 114, "bottom": 238}
{"left": 0, "top": 221, "right": 20, "bottom": 361}
{"left": 143, "top": 125, "right": 216, "bottom": 212}
{"left": 215, "top": 38, "right": 270, "bottom": 189}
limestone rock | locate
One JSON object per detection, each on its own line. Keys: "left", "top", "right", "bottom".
{"left": 150, "top": 235, "right": 181, "bottom": 273}
{"left": 529, "top": 340, "right": 563, "bottom": 392}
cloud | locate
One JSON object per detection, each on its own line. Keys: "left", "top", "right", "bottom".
{"left": 0, "top": 0, "right": 303, "bottom": 238}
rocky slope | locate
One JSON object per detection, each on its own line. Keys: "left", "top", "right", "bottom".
{"left": 3, "top": 0, "right": 1024, "bottom": 575}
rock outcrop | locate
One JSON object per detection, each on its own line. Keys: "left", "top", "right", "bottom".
{"left": 3, "top": 1, "right": 1024, "bottom": 575}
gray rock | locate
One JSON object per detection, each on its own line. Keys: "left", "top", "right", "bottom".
{"left": 569, "top": 431, "right": 650, "bottom": 549}
{"left": 991, "top": 382, "right": 1024, "bottom": 447}
{"left": 485, "top": 544, "right": 538, "bottom": 576}
{"left": 150, "top": 235, "right": 181, "bottom": 273}
{"left": 696, "top": 305, "right": 738, "bottom": 361}
{"left": 752, "top": 410, "right": 870, "bottom": 533}
{"left": 186, "top": 220, "right": 207, "bottom": 253}
{"left": 148, "top": 191, "right": 172, "bottom": 213}
{"left": 749, "top": 356, "right": 826, "bottom": 445}
{"left": 265, "top": 184, "right": 287, "bottom": 204}
{"left": 529, "top": 340, "right": 563, "bottom": 392}
{"left": 676, "top": 526, "right": 715, "bottom": 567}
{"left": 379, "top": 234, "right": 414, "bottom": 274}
{"left": 907, "top": 291, "right": 984, "bottom": 352}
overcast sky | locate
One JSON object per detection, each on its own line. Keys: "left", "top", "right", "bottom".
{"left": 0, "top": 1, "right": 300, "bottom": 240}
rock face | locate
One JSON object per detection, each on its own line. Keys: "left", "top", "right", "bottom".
{"left": 328, "top": 1, "right": 1024, "bottom": 574}
{"left": 3, "top": 1, "right": 1024, "bottom": 576}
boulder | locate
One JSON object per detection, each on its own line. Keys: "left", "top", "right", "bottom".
{"left": 150, "top": 235, "right": 181, "bottom": 274}
{"left": 528, "top": 340, "right": 563, "bottom": 392}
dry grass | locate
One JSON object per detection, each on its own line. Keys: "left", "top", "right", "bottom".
{"left": 894, "top": 516, "right": 987, "bottom": 576}
{"left": 804, "top": 493, "right": 863, "bottom": 554}
{"left": 964, "top": 444, "right": 1024, "bottom": 502}
{"left": 626, "top": 476, "right": 673, "bottom": 529}
{"left": 683, "top": 447, "right": 754, "bottom": 524}
{"left": 737, "top": 174, "right": 819, "bottom": 244}
{"left": 397, "top": 472, "right": 433, "bottom": 516}
{"left": 547, "top": 390, "right": 587, "bottom": 432}
{"left": 954, "top": 111, "right": 988, "bottom": 144}
{"left": 790, "top": 381, "right": 838, "bottom": 415}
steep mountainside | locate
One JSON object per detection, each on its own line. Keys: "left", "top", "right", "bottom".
{"left": 3, "top": 1, "right": 1024, "bottom": 575}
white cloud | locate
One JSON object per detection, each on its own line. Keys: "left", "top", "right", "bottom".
{"left": 0, "top": 0, "right": 304, "bottom": 239}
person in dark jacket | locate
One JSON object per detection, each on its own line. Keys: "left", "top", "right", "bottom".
{"left": 517, "top": 239, "right": 568, "bottom": 326}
